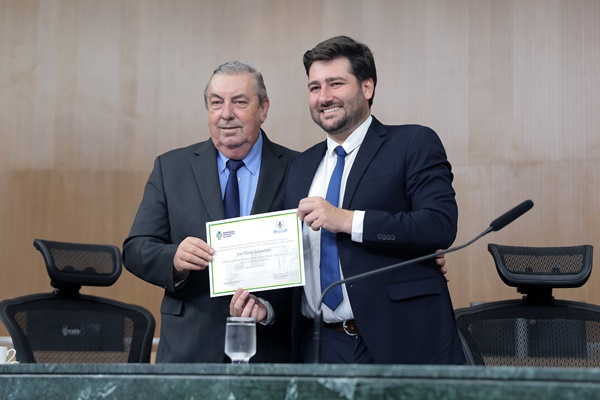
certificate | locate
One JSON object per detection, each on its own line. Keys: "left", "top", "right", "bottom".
{"left": 206, "top": 209, "right": 305, "bottom": 297}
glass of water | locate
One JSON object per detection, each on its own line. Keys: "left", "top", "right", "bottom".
{"left": 225, "top": 316, "right": 256, "bottom": 364}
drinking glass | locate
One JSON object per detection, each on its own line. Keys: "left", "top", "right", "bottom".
{"left": 224, "top": 316, "right": 256, "bottom": 364}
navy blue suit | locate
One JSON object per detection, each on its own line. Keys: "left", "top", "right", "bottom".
{"left": 123, "top": 132, "right": 298, "bottom": 363}
{"left": 284, "top": 117, "right": 465, "bottom": 364}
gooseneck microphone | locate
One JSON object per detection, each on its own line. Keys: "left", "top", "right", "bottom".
{"left": 311, "top": 199, "right": 534, "bottom": 363}
{"left": 489, "top": 199, "right": 534, "bottom": 232}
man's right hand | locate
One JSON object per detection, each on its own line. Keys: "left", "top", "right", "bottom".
{"left": 173, "top": 237, "right": 215, "bottom": 276}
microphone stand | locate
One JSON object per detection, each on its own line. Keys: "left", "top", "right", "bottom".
{"left": 311, "top": 199, "right": 533, "bottom": 363}
{"left": 311, "top": 226, "right": 492, "bottom": 364}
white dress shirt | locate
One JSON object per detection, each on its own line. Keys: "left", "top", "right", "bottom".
{"left": 301, "top": 116, "right": 372, "bottom": 323}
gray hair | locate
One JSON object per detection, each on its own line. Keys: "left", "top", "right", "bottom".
{"left": 203, "top": 61, "right": 269, "bottom": 109}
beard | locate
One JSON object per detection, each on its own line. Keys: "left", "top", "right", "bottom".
{"left": 310, "top": 93, "right": 370, "bottom": 138}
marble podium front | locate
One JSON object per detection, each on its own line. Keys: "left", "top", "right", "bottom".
{"left": 2, "top": 363, "right": 600, "bottom": 399}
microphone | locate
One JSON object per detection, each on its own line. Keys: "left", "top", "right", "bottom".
{"left": 311, "top": 199, "right": 534, "bottom": 363}
{"left": 489, "top": 199, "right": 534, "bottom": 232}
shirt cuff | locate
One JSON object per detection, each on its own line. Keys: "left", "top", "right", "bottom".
{"left": 258, "top": 297, "right": 275, "bottom": 325}
{"left": 351, "top": 210, "right": 365, "bottom": 243}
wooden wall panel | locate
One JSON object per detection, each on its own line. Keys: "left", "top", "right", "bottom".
{"left": 1, "top": 0, "right": 599, "bottom": 341}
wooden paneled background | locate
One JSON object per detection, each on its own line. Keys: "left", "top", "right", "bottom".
{"left": 1, "top": 0, "right": 599, "bottom": 340}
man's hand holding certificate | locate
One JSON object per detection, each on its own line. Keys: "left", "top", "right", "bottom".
{"left": 206, "top": 209, "right": 305, "bottom": 297}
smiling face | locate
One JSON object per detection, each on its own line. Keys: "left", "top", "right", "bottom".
{"left": 206, "top": 73, "right": 269, "bottom": 160}
{"left": 307, "top": 57, "right": 374, "bottom": 143}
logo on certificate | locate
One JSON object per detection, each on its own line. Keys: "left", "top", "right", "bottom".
{"left": 216, "top": 230, "right": 235, "bottom": 240}
{"left": 274, "top": 220, "right": 287, "bottom": 233}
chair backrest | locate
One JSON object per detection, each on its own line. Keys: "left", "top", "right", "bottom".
{"left": 33, "top": 238, "right": 123, "bottom": 294}
{"left": 488, "top": 243, "right": 593, "bottom": 303}
{"left": 455, "top": 243, "right": 599, "bottom": 367}
{"left": 0, "top": 239, "right": 155, "bottom": 363}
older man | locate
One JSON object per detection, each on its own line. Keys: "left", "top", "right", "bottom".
{"left": 123, "top": 61, "right": 298, "bottom": 363}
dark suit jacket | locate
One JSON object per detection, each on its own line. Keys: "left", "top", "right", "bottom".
{"left": 123, "top": 131, "right": 298, "bottom": 363}
{"left": 284, "top": 117, "right": 465, "bottom": 364}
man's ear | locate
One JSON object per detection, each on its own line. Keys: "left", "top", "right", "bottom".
{"left": 260, "top": 97, "right": 270, "bottom": 123}
{"left": 362, "top": 78, "right": 374, "bottom": 101}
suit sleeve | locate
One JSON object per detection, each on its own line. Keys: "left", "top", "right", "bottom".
{"left": 122, "top": 156, "right": 179, "bottom": 292}
{"left": 362, "top": 126, "right": 458, "bottom": 252}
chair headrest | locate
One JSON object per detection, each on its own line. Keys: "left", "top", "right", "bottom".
{"left": 487, "top": 243, "right": 593, "bottom": 290}
{"left": 33, "top": 239, "right": 122, "bottom": 293}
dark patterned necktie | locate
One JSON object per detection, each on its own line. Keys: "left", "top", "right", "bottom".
{"left": 224, "top": 159, "right": 245, "bottom": 218}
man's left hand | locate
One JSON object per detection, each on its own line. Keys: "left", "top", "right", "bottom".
{"left": 230, "top": 288, "right": 267, "bottom": 323}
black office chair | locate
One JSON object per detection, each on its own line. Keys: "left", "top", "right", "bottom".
{"left": 0, "top": 239, "right": 155, "bottom": 363}
{"left": 454, "top": 243, "right": 600, "bottom": 367}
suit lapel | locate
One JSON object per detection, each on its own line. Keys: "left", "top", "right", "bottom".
{"left": 299, "top": 142, "right": 328, "bottom": 199}
{"left": 191, "top": 139, "right": 224, "bottom": 221}
{"left": 342, "top": 117, "right": 387, "bottom": 209}
{"left": 251, "top": 132, "right": 287, "bottom": 214}
{"left": 189, "top": 132, "right": 294, "bottom": 219}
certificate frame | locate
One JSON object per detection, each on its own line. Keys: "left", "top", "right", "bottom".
{"left": 206, "top": 209, "right": 305, "bottom": 297}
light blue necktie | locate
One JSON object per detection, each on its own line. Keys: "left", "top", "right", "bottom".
{"left": 320, "top": 145, "right": 347, "bottom": 310}
{"left": 224, "top": 159, "right": 245, "bottom": 219}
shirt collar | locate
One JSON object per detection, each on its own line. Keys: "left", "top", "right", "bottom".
{"left": 218, "top": 131, "right": 263, "bottom": 175}
{"left": 326, "top": 115, "right": 372, "bottom": 156}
